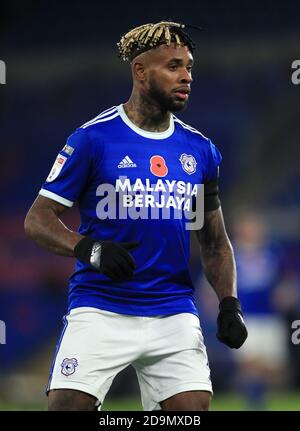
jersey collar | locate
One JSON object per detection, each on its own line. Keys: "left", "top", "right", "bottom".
{"left": 117, "top": 104, "right": 175, "bottom": 140}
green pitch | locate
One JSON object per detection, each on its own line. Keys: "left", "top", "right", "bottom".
{"left": 0, "top": 392, "right": 300, "bottom": 411}
{"left": 102, "top": 392, "right": 300, "bottom": 411}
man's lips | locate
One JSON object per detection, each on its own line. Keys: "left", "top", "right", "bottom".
{"left": 173, "top": 87, "right": 191, "bottom": 101}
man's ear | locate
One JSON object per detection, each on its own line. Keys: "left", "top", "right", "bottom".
{"left": 132, "top": 61, "right": 147, "bottom": 82}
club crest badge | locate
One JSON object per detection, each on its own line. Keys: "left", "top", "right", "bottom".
{"left": 179, "top": 153, "right": 197, "bottom": 175}
{"left": 61, "top": 358, "right": 78, "bottom": 376}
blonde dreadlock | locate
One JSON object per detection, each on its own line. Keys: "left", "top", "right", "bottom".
{"left": 117, "top": 21, "right": 195, "bottom": 62}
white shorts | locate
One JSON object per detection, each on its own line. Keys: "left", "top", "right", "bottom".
{"left": 47, "top": 307, "right": 212, "bottom": 410}
{"left": 234, "top": 314, "right": 288, "bottom": 367}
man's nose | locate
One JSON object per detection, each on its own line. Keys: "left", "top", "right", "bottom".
{"left": 180, "top": 69, "right": 193, "bottom": 84}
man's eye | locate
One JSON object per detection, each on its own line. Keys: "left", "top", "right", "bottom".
{"left": 169, "top": 65, "right": 178, "bottom": 70}
{"left": 187, "top": 67, "right": 193, "bottom": 73}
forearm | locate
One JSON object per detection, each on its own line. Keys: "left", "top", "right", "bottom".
{"left": 197, "top": 209, "right": 247, "bottom": 348}
{"left": 24, "top": 207, "right": 83, "bottom": 256}
{"left": 200, "top": 239, "right": 237, "bottom": 301}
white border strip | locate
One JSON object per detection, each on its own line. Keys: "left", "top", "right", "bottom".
{"left": 80, "top": 106, "right": 117, "bottom": 128}
{"left": 39, "top": 189, "right": 74, "bottom": 207}
{"left": 81, "top": 112, "right": 119, "bottom": 129}
{"left": 173, "top": 117, "right": 208, "bottom": 139}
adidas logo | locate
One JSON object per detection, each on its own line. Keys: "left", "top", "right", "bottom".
{"left": 118, "top": 156, "right": 137, "bottom": 168}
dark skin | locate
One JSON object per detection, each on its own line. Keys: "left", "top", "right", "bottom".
{"left": 48, "top": 389, "right": 98, "bottom": 411}
{"left": 124, "top": 43, "right": 193, "bottom": 131}
{"left": 25, "top": 43, "right": 236, "bottom": 411}
{"left": 196, "top": 207, "right": 237, "bottom": 302}
{"left": 24, "top": 195, "right": 82, "bottom": 256}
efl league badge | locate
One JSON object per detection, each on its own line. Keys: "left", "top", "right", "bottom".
{"left": 46, "top": 154, "right": 67, "bottom": 182}
{"left": 61, "top": 358, "right": 78, "bottom": 376}
{"left": 179, "top": 153, "right": 197, "bottom": 175}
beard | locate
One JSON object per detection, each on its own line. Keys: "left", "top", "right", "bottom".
{"left": 147, "top": 75, "right": 188, "bottom": 113}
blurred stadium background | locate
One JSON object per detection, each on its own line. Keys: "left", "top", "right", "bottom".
{"left": 1, "top": 0, "right": 300, "bottom": 411}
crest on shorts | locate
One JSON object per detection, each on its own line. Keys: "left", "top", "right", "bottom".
{"left": 61, "top": 358, "right": 78, "bottom": 376}
{"left": 179, "top": 153, "right": 197, "bottom": 175}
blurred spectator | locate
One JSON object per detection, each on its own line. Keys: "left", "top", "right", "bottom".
{"left": 272, "top": 269, "right": 300, "bottom": 388}
{"left": 231, "top": 211, "right": 288, "bottom": 409}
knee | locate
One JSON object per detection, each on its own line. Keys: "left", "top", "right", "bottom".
{"left": 198, "top": 394, "right": 211, "bottom": 411}
{"left": 189, "top": 392, "right": 211, "bottom": 411}
{"left": 161, "top": 391, "right": 212, "bottom": 411}
{"left": 48, "top": 389, "right": 97, "bottom": 411}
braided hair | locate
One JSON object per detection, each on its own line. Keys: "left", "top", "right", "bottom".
{"left": 117, "top": 21, "right": 196, "bottom": 62}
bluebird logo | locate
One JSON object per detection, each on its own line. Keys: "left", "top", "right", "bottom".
{"left": 0, "top": 60, "right": 6, "bottom": 85}
{"left": 179, "top": 153, "right": 197, "bottom": 175}
{"left": 0, "top": 320, "right": 6, "bottom": 344}
{"left": 61, "top": 358, "right": 78, "bottom": 376}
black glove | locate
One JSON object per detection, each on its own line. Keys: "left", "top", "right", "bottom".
{"left": 74, "top": 236, "right": 139, "bottom": 281}
{"left": 216, "top": 296, "right": 248, "bottom": 349}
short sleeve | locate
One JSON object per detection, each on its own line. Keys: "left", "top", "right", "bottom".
{"left": 39, "top": 128, "right": 92, "bottom": 207}
{"left": 204, "top": 139, "right": 222, "bottom": 183}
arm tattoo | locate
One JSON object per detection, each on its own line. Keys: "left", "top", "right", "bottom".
{"left": 195, "top": 207, "right": 237, "bottom": 301}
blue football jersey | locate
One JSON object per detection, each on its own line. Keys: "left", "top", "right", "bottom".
{"left": 40, "top": 105, "right": 222, "bottom": 316}
{"left": 234, "top": 245, "right": 281, "bottom": 315}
